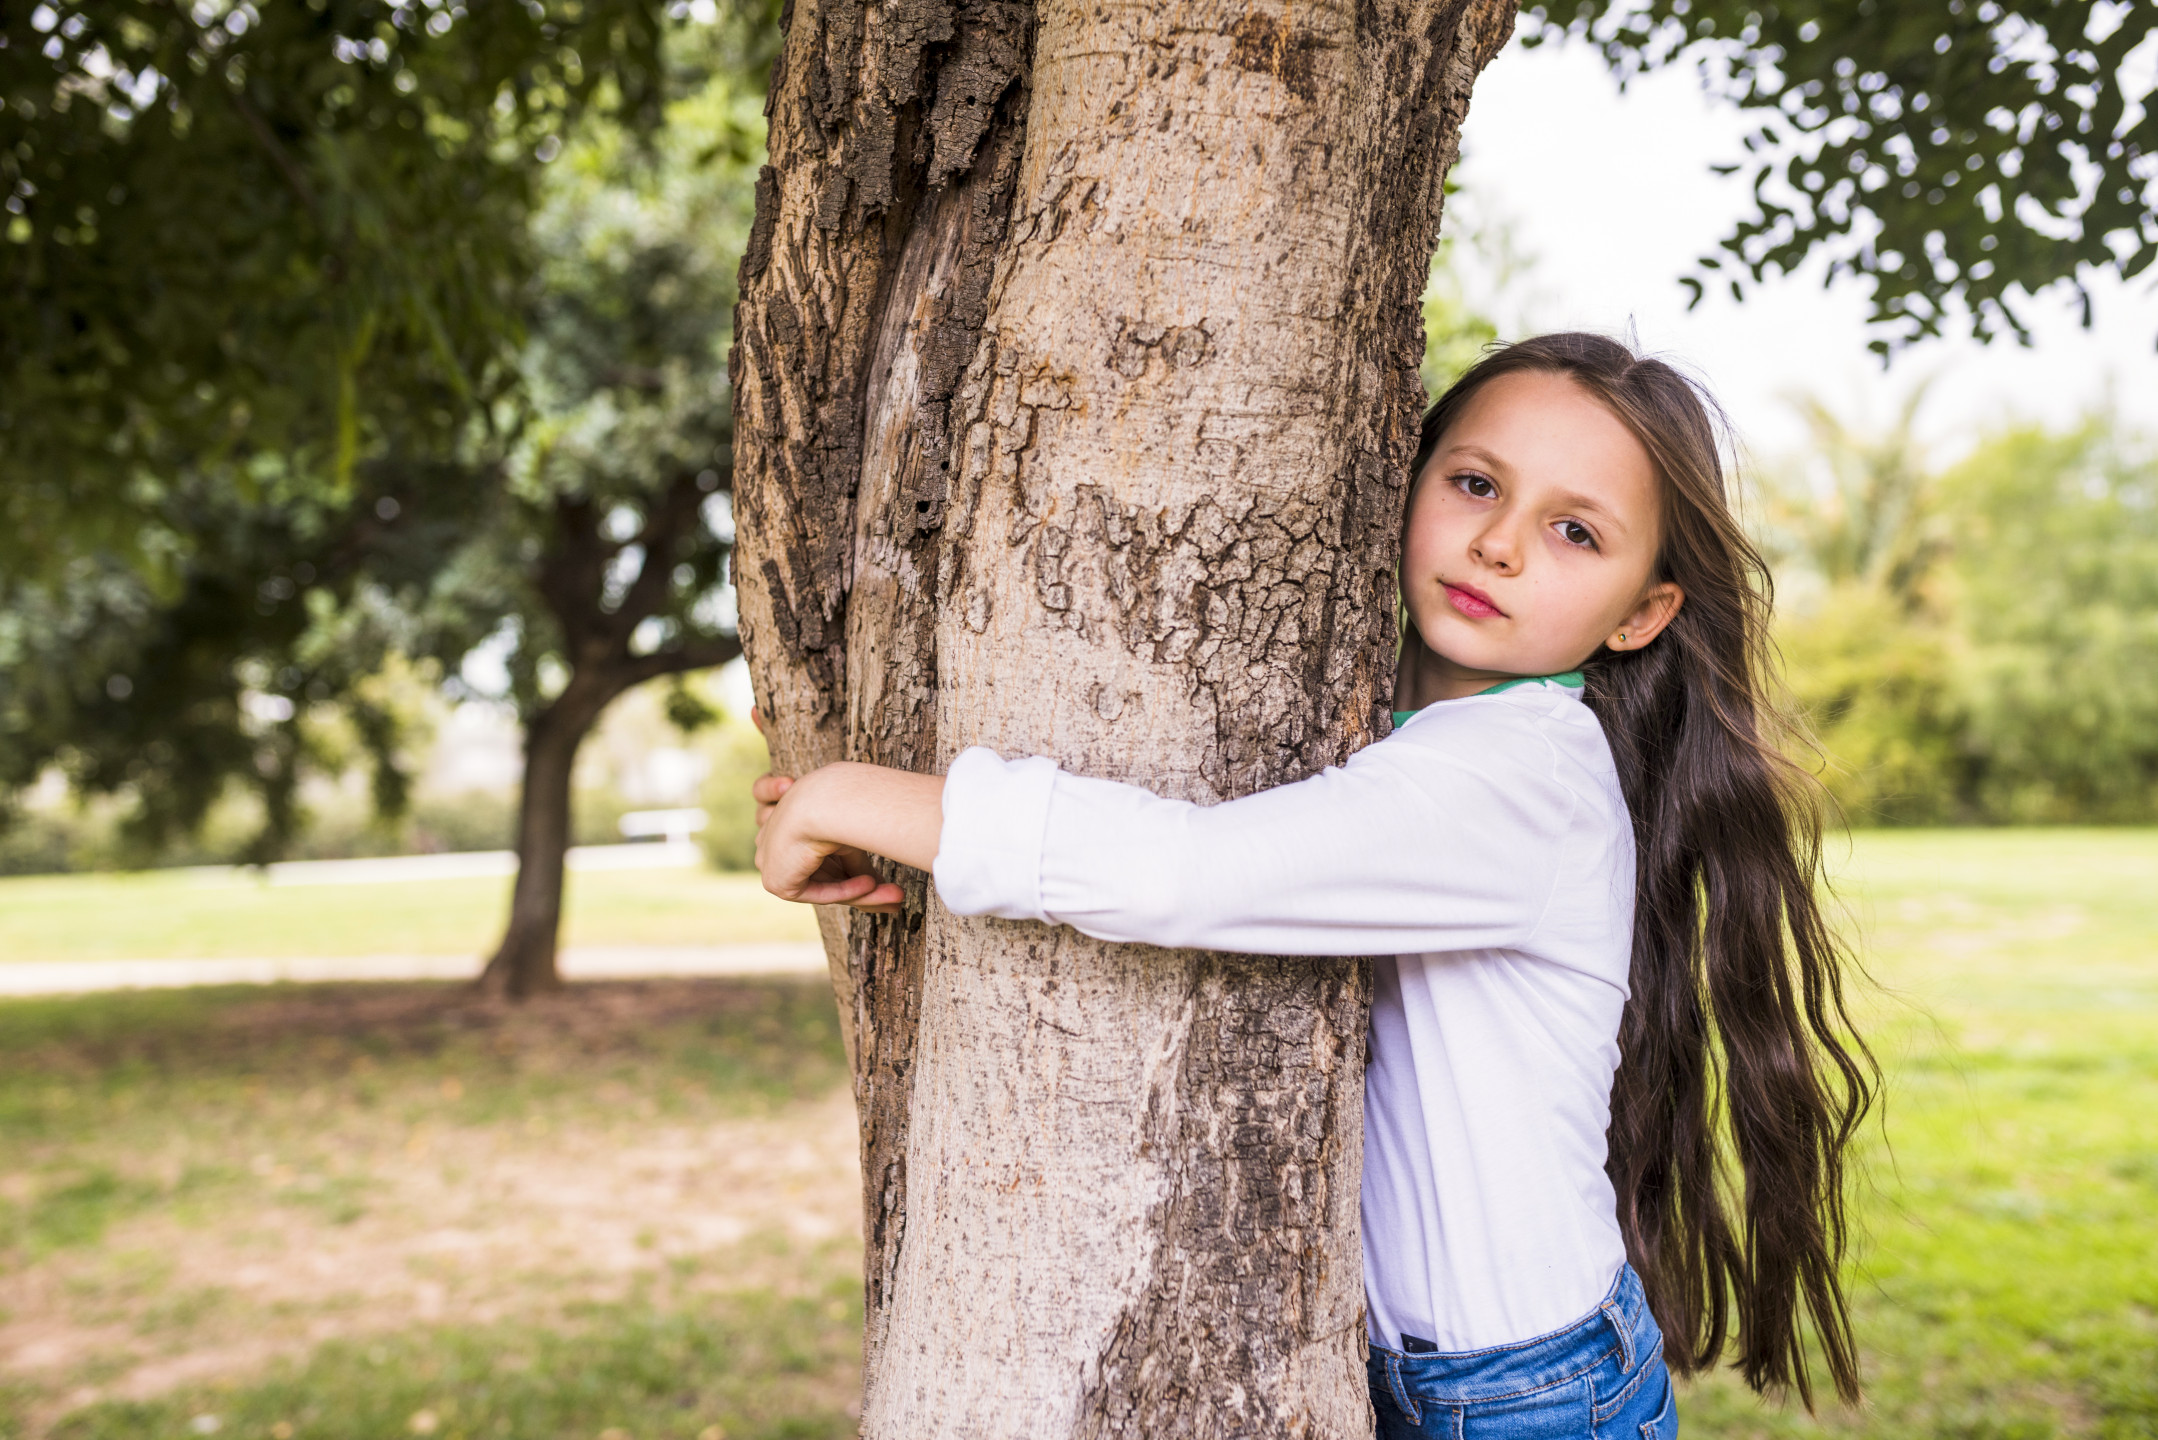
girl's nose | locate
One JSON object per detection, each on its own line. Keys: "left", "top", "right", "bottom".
{"left": 1472, "top": 525, "right": 1519, "bottom": 573}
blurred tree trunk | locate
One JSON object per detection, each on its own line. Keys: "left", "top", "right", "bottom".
{"left": 478, "top": 684, "right": 608, "bottom": 999}
{"left": 731, "top": 0, "right": 1514, "bottom": 1430}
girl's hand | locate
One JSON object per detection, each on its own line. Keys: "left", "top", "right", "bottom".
{"left": 754, "top": 766, "right": 908, "bottom": 912}
{"left": 748, "top": 708, "right": 918, "bottom": 915}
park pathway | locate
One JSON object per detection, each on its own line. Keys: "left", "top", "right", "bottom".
{"left": 0, "top": 943, "right": 827, "bottom": 996}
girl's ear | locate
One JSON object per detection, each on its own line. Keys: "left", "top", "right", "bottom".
{"left": 1606, "top": 581, "right": 1684, "bottom": 653}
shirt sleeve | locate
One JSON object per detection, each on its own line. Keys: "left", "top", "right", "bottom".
{"left": 931, "top": 708, "right": 1577, "bottom": 957}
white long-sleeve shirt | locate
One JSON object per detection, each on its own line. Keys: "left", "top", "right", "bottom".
{"left": 932, "top": 677, "right": 1636, "bottom": 1351}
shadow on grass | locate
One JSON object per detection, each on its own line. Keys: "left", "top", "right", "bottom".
{"left": 0, "top": 978, "right": 852, "bottom": 1151}
{"left": 46, "top": 1283, "right": 863, "bottom": 1440}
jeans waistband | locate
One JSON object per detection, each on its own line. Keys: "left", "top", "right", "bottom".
{"left": 1368, "top": 1263, "right": 1661, "bottom": 1404}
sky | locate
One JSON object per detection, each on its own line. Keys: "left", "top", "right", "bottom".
{"left": 1447, "top": 35, "right": 2158, "bottom": 462}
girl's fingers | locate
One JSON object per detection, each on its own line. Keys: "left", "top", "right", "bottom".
{"left": 751, "top": 772, "right": 793, "bottom": 805}
{"left": 750, "top": 705, "right": 766, "bottom": 736}
{"left": 758, "top": 830, "right": 875, "bottom": 905}
{"left": 794, "top": 871, "right": 884, "bottom": 905}
{"left": 768, "top": 849, "right": 905, "bottom": 910}
{"left": 849, "top": 881, "right": 906, "bottom": 914}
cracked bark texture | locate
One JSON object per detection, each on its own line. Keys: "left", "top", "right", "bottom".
{"left": 730, "top": 0, "right": 1516, "bottom": 1431}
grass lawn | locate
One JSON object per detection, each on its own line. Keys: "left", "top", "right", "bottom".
{"left": 0, "top": 868, "right": 819, "bottom": 965}
{"left": 1685, "top": 828, "right": 2158, "bottom": 1438}
{"left": 0, "top": 829, "right": 2153, "bottom": 1438}
{"left": 0, "top": 978, "right": 863, "bottom": 1440}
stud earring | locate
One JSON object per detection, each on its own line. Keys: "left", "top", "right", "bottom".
{"left": 1617, "top": 632, "right": 1627, "bottom": 644}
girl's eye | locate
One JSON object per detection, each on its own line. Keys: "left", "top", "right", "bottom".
{"left": 1454, "top": 473, "right": 1497, "bottom": 499}
{"left": 1557, "top": 520, "right": 1598, "bottom": 549}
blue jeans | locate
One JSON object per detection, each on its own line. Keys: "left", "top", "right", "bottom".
{"left": 1367, "top": 1265, "right": 1675, "bottom": 1438}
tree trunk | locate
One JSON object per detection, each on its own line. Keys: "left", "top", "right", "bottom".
{"left": 731, "top": 0, "right": 1515, "bottom": 1431}
{"left": 477, "top": 682, "right": 611, "bottom": 999}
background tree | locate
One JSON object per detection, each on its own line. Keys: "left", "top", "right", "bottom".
{"left": 1760, "top": 399, "right": 2158, "bottom": 822}
{"left": 1771, "top": 385, "right": 1949, "bottom": 602}
{"left": 0, "top": 0, "right": 664, "bottom": 584}
{"left": 1947, "top": 418, "right": 2158, "bottom": 818}
{"left": 447, "top": 69, "right": 763, "bottom": 995}
{"left": 1756, "top": 389, "right": 1968, "bottom": 820}
{"left": 7, "top": 0, "right": 2142, "bottom": 876}
{"left": 0, "top": 5, "right": 771, "bottom": 995}
{"left": 0, "top": 0, "right": 665, "bottom": 841}
{"left": 1533, "top": 0, "right": 2158, "bottom": 350}
{"left": 1420, "top": 232, "right": 1502, "bottom": 398}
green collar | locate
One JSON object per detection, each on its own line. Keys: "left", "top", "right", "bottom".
{"left": 1393, "top": 671, "right": 1584, "bottom": 727}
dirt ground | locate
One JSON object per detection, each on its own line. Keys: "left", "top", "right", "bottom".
{"left": 0, "top": 981, "right": 865, "bottom": 1437}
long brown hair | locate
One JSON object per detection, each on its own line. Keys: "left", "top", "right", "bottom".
{"left": 1412, "top": 333, "right": 1875, "bottom": 1405}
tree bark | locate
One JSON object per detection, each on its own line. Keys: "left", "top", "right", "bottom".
{"left": 731, "top": 0, "right": 1516, "bottom": 1431}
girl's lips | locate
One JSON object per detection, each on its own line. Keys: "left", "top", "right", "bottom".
{"left": 1443, "top": 582, "right": 1506, "bottom": 619}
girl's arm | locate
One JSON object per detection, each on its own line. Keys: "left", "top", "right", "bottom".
{"left": 757, "top": 706, "right": 1590, "bottom": 959}
{"left": 931, "top": 737, "right": 1575, "bottom": 957}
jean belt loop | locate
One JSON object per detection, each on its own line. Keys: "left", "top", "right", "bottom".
{"left": 1385, "top": 1353, "right": 1421, "bottom": 1426}
{"left": 1600, "top": 1296, "right": 1637, "bottom": 1373}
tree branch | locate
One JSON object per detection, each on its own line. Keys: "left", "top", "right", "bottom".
{"left": 606, "top": 634, "right": 743, "bottom": 693}
{"left": 226, "top": 83, "right": 321, "bottom": 221}
{"left": 538, "top": 493, "right": 612, "bottom": 659}
{"left": 605, "top": 471, "right": 707, "bottom": 643}
{"left": 169, "top": 2, "right": 323, "bottom": 224}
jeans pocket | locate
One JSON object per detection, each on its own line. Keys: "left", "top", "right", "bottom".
{"left": 1633, "top": 1373, "right": 1674, "bottom": 1440}
{"left": 1593, "top": 1354, "right": 1673, "bottom": 1440}
{"left": 1590, "top": 1337, "right": 1663, "bottom": 1428}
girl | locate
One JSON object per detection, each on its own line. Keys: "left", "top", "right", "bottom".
{"left": 752, "top": 332, "right": 1873, "bottom": 1436}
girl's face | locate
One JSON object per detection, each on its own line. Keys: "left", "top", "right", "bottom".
{"left": 1401, "top": 370, "right": 1685, "bottom": 701}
